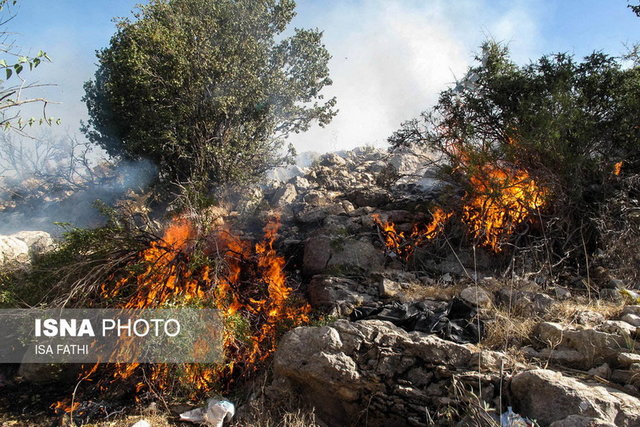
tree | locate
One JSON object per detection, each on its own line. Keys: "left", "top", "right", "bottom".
{"left": 0, "top": 0, "right": 54, "bottom": 132}
{"left": 390, "top": 41, "right": 640, "bottom": 254}
{"left": 83, "top": 0, "right": 336, "bottom": 188}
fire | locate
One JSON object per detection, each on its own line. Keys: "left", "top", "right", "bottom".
{"left": 372, "top": 207, "right": 452, "bottom": 259}
{"left": 51, "top": 398, "right": 80, "bottom": 414}
{"left": 373, "top": 161, "right": 546, "bottom": 254}
{"left": 462, "top": 164, "right": 546, "bottom": 252}
{"left": 77, "top": 214, "right": 309, "bottom": 399}
{"left": 613, "top": 161, "right": 623, "bottom": 176}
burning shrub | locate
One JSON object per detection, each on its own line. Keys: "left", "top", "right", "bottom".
{"left": 389, "top": 41, "right": 640, "bottom": 264}
{"left": 56, "top": 214, "right": 311, "bottom": 398}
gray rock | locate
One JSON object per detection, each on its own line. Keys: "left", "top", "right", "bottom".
{"left": 271, "top": 319, "right": 477, "bottom": 426}
{"left": 379, "top": 278, "right": 403, "bottom": 298}
{"left": 536, "top": 322, "right": 627, "bottom": 368}
{"left": 617, "top": 352, "right": 640, "bottom": 368}
{"left": 588, "top": 363, "right": 611, "bottom": 379}
{"left": 621, "top": 313, "right": 640, "bottom": 327}
{"left": 622, "top": 305, "right": 640, "bottom": 317}
{"left": 511, "top": 369, "right": 640, "bottom": 426}
{"left": 459, "top": 286, "right": 492, "bottom": 308}
{"left": 302, "top": 235, "right": 384, "bottom": 276}
{"left": 308, "top": 275, "right": 373, "bottom": 316}
{"left": 600, "top": 289, "right": 624, "bottom": 303}
{"left": 271, "top": 183, "right": 297, "bottom": 207}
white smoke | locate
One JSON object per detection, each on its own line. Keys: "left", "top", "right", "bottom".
{"left": 288, "top": 0, "right": 543, "bottom": 153}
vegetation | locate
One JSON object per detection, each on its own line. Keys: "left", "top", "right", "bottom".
{"left": 83, "top": 0, "right": 336, "bottom": 190}
{"left": 389, "top": 40, "right": 640, "bottom": 260}
{"left": 0, "top": 0, "right": 55, "bottom": 132}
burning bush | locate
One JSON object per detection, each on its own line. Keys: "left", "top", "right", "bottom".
{"left": 63, "top": 214, "right": 311, "bottom": 398}
{"left": 389, "top": 41, "right": 640, "bottom": 266}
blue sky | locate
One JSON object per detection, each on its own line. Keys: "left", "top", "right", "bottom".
{"left": 6, "top": 0, "right": 640, "bottom": 153}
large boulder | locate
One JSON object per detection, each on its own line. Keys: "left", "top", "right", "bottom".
{"left": 0, "top": 231, "right": 54, "bottom": 270}
{"left": 271, "top": 319, "right": 496, "bottom": 427}
{"left": 510, "top": 369, "right": 640, "bottom": 426}
{"left": 302, "top": 235, "right": 383, "bottom": 276}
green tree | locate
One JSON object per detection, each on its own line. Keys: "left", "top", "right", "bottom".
{"left": 390, "top": 41, "right": 640, "bottom": 253}
{"left": 83, "top": 0, "right": 336, "bottom": 188}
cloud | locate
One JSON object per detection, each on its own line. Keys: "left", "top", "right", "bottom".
{"left": 288, "top": 0, "right": 542, "bottom": 153}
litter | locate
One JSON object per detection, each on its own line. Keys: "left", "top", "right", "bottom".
{"left": 180, "top": 398, "right": 235, "bottom": 427}
{"left": 350, "top": 297, "right": 482, "bottom": 344}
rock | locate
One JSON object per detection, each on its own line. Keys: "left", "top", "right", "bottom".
{"left": 271, "top": 319, "right": 477, "bottom": 426}
{"left": 11, "top": 231, "right": 55, "bottom": 255}
{"left": 459, "top": 286, "right": 492, "bottom": 308}
{"left": 600, "top": 289, "right": 624, "bottom": 303}
{"left": 549, "top": 415, "right": 616, "bottom": 427}
{"left": 290, "top": 176, "right": 312, "bottom": 191}
{"left": 622, "top": 305, "right": 640, "bottom": 317}
{"left": 319, "top": 153, "right": 347, "bottom": 167}
{"left": 346, "top": 189, "right": 391, "bottom": 208}
{"left": 303, "top": 235, "right": 383, "bottom": 276}
{"left": 130, "top": 420, "right": 152, "bottom": 427}
{"left": 270, "top": 183, "right": 297, "bottom": 207}
{"left": 555, "top": 287, "right": 572, "bottom": 299}
{"left": 617, "top": 353, "right": 640, "bottom": 368}
{"left": 607, "top": 279, "right": 625, "bottom": 289}
{"left": 576, "top": 311, "right": 605, "bottom": 326}
{"left": 308, "top": 275, "right": 374, "bottom": 316}
{"left": 588, "top": 363, "right": 611, "bottom": 379}
{"left": 598, "top": 320, "right": 636, "bottom": 336}
{"left": 296, "top": 204, "right": 346, "bottom": 223}
{"left": 535, "top": 322, "right": 626, "bottom": 368}
{"left": 511, "top": 369, "right": 640, "bottom": 426}
{"left": 621, "top": 313, "right": 640, "bottom": 327}
{"left": 0, "top": 235, "right": 29, "bottom": 268}
{"left": 379, "top": 278, "right": 403, "bottom": 298}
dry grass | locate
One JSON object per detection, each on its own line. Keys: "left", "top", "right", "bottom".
{"left": 481, "top": 307, "right": 538, "bottom": 351}
{"left": 546, "top": 300, "right": 624, "bottom": 325}
{"left": 398, "top": 282, "right": 466, "bottom": 302}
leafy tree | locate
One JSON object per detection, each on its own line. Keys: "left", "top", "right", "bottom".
{"left": 0, "top": 0, "right": 54, "bottom": 131}
{"left": 390, "top": 41, "right": 640, "bottom": 254}
{"left": 83, "top": 0, "right": 336, "bottom": 188}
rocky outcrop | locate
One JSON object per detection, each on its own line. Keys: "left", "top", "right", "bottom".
{"left": 0, "top": 230, "right": 54, "bottom": 270}
{"left": 271, "top": 319, "right": 506, "bottom": 427}
{"left": 511, "top": 369, "right": 640, "bottom": 426}
{"left": 302, "top": 235, "right": 384, "bottom": 276}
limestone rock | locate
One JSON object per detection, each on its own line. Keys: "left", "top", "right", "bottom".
{"left": 510, "top": 369, "right": 640, "bottom": 426}
{"left": 303, "top": 235, "right": 383, "bottom": 276}
{"left": 270, "top": 183, "right": 297, "bottom": 207}
{"left": 271, "top": 319, "right": 478, "bottom": 426}
{"left": 459, "top": 286, "right": 492, "bottom": 308}
{"left": 308, "top": 275, "right": 374, "bottom": 316}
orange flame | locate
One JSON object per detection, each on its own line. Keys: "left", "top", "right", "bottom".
{"left": 51, "top": 398, "right": 80, "bottom": 415}
{"left": 613, "top": 161, "right": 623, "bottom": 176}
{"left": 85, "top": 215, "right": 309, "bottom": 397}
{"left": 372, "top": 207, "right": 452, "bottom": 259}
{"left": 462, "top": 164, "right": 546, "bottom": 252}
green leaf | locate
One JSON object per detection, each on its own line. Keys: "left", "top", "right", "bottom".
{"left": 5, "top": 68, "right": 11, "bottom": 79}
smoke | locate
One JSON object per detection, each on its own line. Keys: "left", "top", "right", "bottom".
{"left": 288, "top": 0, "right": 542, "bottom": 153}
{"left": 0, "top": 146, "right": 157, "bottom": 235}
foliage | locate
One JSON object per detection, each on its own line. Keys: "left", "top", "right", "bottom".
{"left": 22, "top": 203, "right": 157, "bottom": 307}
{"left": 389, "top": 41, "right": 640, "bottom": 257}
{"left": 83, "top": 0, "right": 336, "bottom": 189}
{"left": 0, "top": 0, "right": 56, "bottom": 131}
